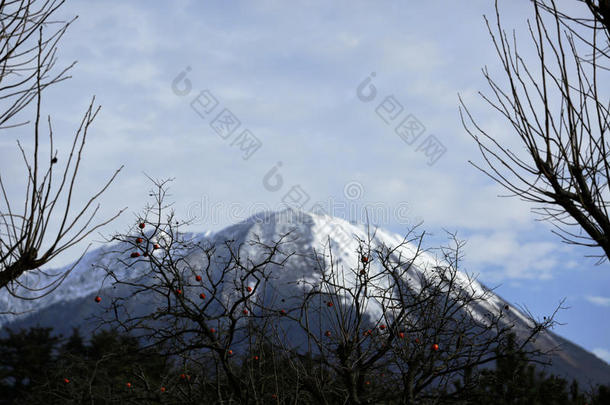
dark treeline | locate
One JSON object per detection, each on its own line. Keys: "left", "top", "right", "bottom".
{"left": 0, "top": 326, "right": 608, "bottom": 404}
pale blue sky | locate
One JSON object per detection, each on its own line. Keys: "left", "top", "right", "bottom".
{"left": 1, "top": 0, "right": 609, "bottom": 364}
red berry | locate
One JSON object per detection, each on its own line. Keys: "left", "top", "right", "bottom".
{"left": 63, "top": 378, "right": 70, "bottom": 384}
{"left": 243, "top": 309, "right": 249, "bottom": 315}
{"left": 139, "top": 223, "right": 145, "bottom": 229}
{"left": 95, "top": 296, "right": 102, "bottom": 303}
{"left": 399, "top": 332, "right": 405, "bottom": 339}
{"left": 153, "top": 243, "right": 160, "bottom": 250}
{"left": 228, "top": 349, "right": 233, "bottom": 355}
{"left": 253, "top": 355, "right": 259, "bottom": 360}
{"left": 210, "top": 328, "right": 216, "bottom": 333}
{"left": 280, "top": 309, "right": 286, "bottom": 315}
{"left": 246, "top": 286, "right": 253, "bottom": 292}
{"left": 361, "top": 256, "right": 369, "bottom": 263}
{"left": 327, "top": 301, "right": 333, "bottom": 307}
{"left": 126, "top": 382, "right": 132, "bottom": 388}
{"left": 432, "top": 343, "right": 439, "bottom": 351}
{"left": 180, "top": 373, "right": 186, "bottom": 380}
{"left": 325, "top": 330, "right": 331, "bottom": 337}
{"left": 365, "top": 380, "right": 370, "bottom": 385}
{"left": 136, "top": 237, "right": 143, "bottom": 244}
{"left": 379, "top": 324, "right": 386, "bottom": 330}
{"left": 195, "top": 275, "right": 202, "bottom": 282}
{"left": 415, "top": 338, "right": 420, "bottom": 344}
{"left": 363, "top": 329, "right": 372, "bottom": 336}
{"left": 160, "top": 386, "right": 166, "bottom": 393}
{"left": 176, "top": 289, "right": 182, "bottom": 295}
{"left": 199, "top": 293, "right": 206, "bottom": 299}
{"left": 130, "top": 252, "right": 140, "bottom": 258}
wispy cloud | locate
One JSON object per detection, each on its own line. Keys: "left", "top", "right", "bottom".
{"left": 592, "top": 348, "right": 610, "bottom": 364}
{"left": 462, "top": 231, "right": 560, "bottom": 281}
{"left": 586, "top": 296, "right": 610, "bottom": 307}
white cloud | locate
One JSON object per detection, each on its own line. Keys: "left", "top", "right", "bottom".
{"left": 463, "top": 231, "right": 560, "bottom": 281}
{"left": 380, "top": 36, "right": 445, "bottom": 73}
{"left": 592, "top": 348, "right": 610, "bottom": 364}
{"left": 585, "top": 296, "right": 610, "bottom": 307}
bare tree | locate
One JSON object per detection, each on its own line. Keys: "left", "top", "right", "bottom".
{"left": 0, "top": 0, "right": 74, "bottom": 129}
{"left": 533, "top": 0, "right": 610, "bottom": 56}
{"left": 460, "top": 0, "right": 610, "bottom": 263}
{"left": 0, "top": 0, "right": 123, "bottom": 299}
{"left": 96, "top": 181, "right": 562, "bottom": 404}
{"left": 95, "top": 179, "right": 293, "bottom": 403}
{"left": 264, "top": 229, "right": 562, "bottom": 404}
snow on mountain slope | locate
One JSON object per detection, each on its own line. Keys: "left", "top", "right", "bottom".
{"left": 0, "top": 229, "right": 205, "bottom": 325}
{"left": 202, "top": 209, "right": 524, "bottom": 329}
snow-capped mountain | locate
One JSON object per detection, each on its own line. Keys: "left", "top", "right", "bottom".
{"left": 1, "top": 209, "right": 609, "bottom": 388}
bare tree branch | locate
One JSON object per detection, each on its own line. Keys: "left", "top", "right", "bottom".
{"left": 461, "top": 0, "right": 610, "bottom": 263}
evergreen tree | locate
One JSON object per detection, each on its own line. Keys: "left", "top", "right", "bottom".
{"left": 0, "top": 327, "right": 59, "bottom": 404}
